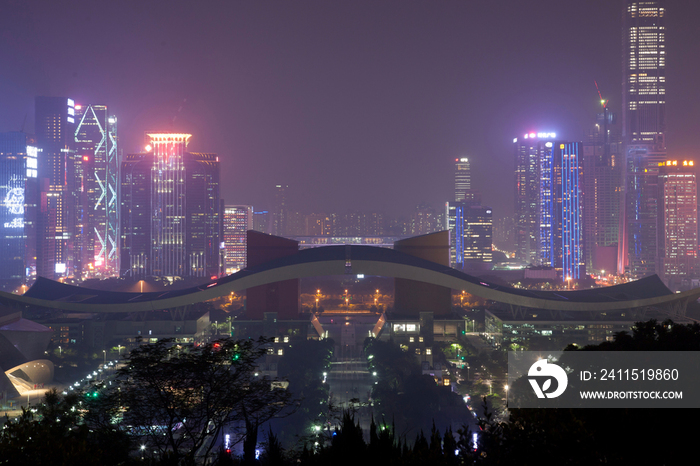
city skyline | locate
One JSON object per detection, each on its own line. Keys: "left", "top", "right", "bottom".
{"left": 2, "top": 1, "right": 700, "bottom": 219}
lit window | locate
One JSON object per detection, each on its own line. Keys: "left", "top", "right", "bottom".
{"left": 277, "top": 349, "right": 284, "bottom": 356}
{"left": 415, "top": 348, "right": 421, "bottom": 355}
{"left": 419, "top": 337, "right": 424, "bottom": 343}
{"left": 426, "top": 348, "right": 432, "bottom": 355}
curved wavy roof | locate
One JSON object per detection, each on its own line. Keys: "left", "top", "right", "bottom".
{"left": 0, "top": 245, "right": 697, "bottom": 313}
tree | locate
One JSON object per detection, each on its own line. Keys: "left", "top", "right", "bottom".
{"left": 93, "top": 337, "right": 294, "bottom": 465}
{"left": 0, "top": 389, "right": 132, "bottom": 466}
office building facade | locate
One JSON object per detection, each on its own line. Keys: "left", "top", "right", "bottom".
{"left": 0, "top": 132, "right": 38, "bottom": 289}
{"left": 120, "top": 134, "right": 221, "bottom": 278}
{"left": 223, "top": 205, "right": 253, "bottom": 273}
{"left": 583, "top": 107, "right": 623, "bottom": 274}
{"left": 514, "top": 133, "right": 584, "bottom": 280}
{"left": 454, "top": 158, "right": 471, "bottom": 202}
{"left": 657, "top": 160, "right": 697, "bottom": 286}
{"left": 35, "top": 96, "right": 76, "bottom": 279}
{"left": 620, "top": 0, "right": 667, "bottom": 278}
{"left": 447, "top": 202, "right": 493, "bottom": 267}
{"left": 73, "top": 104, "right": 119, "bottom": 277}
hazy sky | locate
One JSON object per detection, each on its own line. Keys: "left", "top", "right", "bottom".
{"left": 2, "top": 0, "right": 699, "bottom": 220}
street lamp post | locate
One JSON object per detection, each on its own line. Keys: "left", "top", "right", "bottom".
{"left": 102, "top": 350, "right": 106, "bottom": 366}
{"left": 505, "top": 384, "right": 509, "bottom": 407}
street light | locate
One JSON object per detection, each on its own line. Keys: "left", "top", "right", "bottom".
{"left": 505, "top": 384, "right": 509, "bottom": 406}
{"left": 102, "top": 350, "right": 106, "bottom": 366}
{"left": 566, "top": 276, "right": 572, "bottom": 290}
{"left": 58, "top": 345, "right": 62, "bottom": 356}
{"left": 117, "top": 345, "right": 123, "bottom": 356}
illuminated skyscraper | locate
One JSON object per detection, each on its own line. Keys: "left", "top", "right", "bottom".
{"left": 583, "top": 105, "right": 622, "bottom": 275}
{"left": 514, "top": 132, "right": 557, "bottom": 265}
{"left": 620, "top": 0, "right": 667, "bottom": 278}
{"left": 73, "top": 104, "right": 118, "bottom": 277}
{"left": 35, "top": 96, "right": 76, "bottom": 279}
{"left": 223, "top": 205, "right": 253, "bottom": 273}
{"left": 657, "top": 160, "right": 697, "bottom": 287}
{"left": 514, "top": 133, "right": 584, "bottom": 280}
{"left": 447, "top": 202, "right": 492, "bottom": 267}
{"left": 454, "top": 158, "right": 470, "bottom": 201}
{"left": 119, "top": 134, "right": 220, "bottom": 278}
{"left": 622, "top": 0, "right": 666, "bottom": 147}
{"left": 272, "top": 184, "right": 287, "bottom": 236}
{"left": 0, "top": 132, "right": 38, "bottom": 289}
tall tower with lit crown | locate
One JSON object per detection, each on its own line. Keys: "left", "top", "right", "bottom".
{"left": 620, "top": 0, "right": 667, "bottom": 278}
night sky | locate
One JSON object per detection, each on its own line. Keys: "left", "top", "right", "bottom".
{"left": 2, "top": 0, "right": 699, "bottom": 220}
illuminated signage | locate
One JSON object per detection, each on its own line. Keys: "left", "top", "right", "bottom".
{"left": 524, "top": 132, "right": 557, "bottom": 139}
{"left": 27, "top": 146, "right": 37, "bottom": 158}
{"left": 55, "top": 263, "right": 67, "bottom": 274}
{"left": 67, "top": 116, "right": 74, "bottom": 124}
{"left": 3, "top": 218, "right": 23, "bottom": 228}
{"left": 67, "top": 99, "right": 74, "bottom": 107}
{"left": 513, "top": 138, "right": 518, "bottom": 143}
{"left": 4, "top": 187, "right": 24, "bottom": 215}
{"left": 459, "top": 157, "right": 469, "bottom": 162}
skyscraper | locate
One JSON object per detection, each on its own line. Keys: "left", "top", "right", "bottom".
{"left": 657, "top": 160, "right": 697, "bottom": 287}
{"left": 0, "top": 132, "right": 38, "bottom": 290}
{"left": 620, "top": 0, "right": 667, "bottom": 278}
{"left": 454, "top": 158, "right": 470, "bottom": 202}
{"left": 73, "top": 104, "right": 118, "bottom": 277}
{"left": 223, "top": 205, "right": 253, "bottom": 273}
{"left": 272, "top": 184, "right": 287, "bottom": 236}
{"left": 447, "top": 202, "right": 493, "bottom": 267}
{"left": 583, "top": 105, "right": 622, "bottom": 275}
{"left": 514, "top": 132, "right": 557, "bottom": 265}
{"left": 514, "top": 133, "right": 584, "bottom": 279}
{"left": 35, "top": 96, "right": 76, "bottom": 279}
{"left": 119, "top": 134, "right": 221, "bottom": 278}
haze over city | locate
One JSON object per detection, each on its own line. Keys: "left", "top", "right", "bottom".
{"left": 2, "top": 0, "right": 700, "bottom": 218}
{"left": 4, "top": 1, "right": 700, "bottom": 464}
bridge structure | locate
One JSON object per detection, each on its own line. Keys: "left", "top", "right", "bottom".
{"left": 0, "top": 233, "right": 698, "bottom": 320}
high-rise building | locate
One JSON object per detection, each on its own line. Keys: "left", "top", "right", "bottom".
{"left": 410, "top": 204, "right": 438, "bottom": 236}
{"left": 119, "top": 134, "right": 220, "bottom": 278}
{"left": 514, "top": 132, "right": 557, "bottom": 265}
{"left": 35, "top": 96, "right": 76, "bottom": 279}
{"left": 514, "top": 133, "right": 584, "bottom": 279}
{"left": 620, "top": 0, "right": 667, "bottom": 278}
{"left": 583, "top": 106, "right": 623, "bottom": 274}
{"left": 253, "top": 210, "right": 272, "bottom": 234}
{"left": 272, "top": 184, "right": 287, "bottom": 236}
{"left": 454, "top": 158, "right": 471, "bottom": 202}
{"left": 73, "top": 104, "right": 119, "bottom": 277}
{"left": 657, "top": 160, "right": 697, "bottom": 287}
{"left": 0, "top": 132, "right": 38, "bottom": 290}
{"left": 305, "top": 213, "right": 332, "bottom": 236}
{"left": 447, "top": 202, "right": 493, "bottom": 267}
{"left": 223, "top": 205, "right": 253, "bottom": 273}
{"left": 622, "top": 0, "right": 666, "bottom": 148}
{"left": 550, "top": 142, "right": 585, "bottom": 280}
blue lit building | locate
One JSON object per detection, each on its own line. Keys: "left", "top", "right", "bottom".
{"left": 0, "top": 132, "right": 38, "bottom": 290}
{"left": 447, "top": 202, "right": 492, "bottom": 267}
{"left": 515, "top": 133, "right": 584, "bottom": 280}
